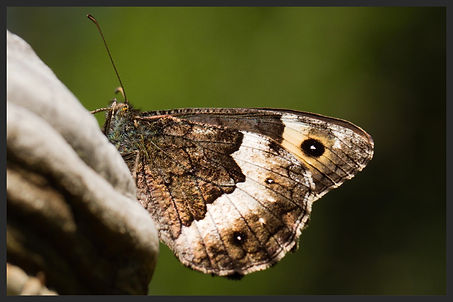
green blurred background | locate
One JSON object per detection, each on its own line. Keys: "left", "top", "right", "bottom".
{"left": 7, "top": 7, "right": 445, "bottom": 295}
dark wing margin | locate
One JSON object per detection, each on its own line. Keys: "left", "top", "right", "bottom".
{"left": 140, "top": 107, "right": 373, "bottom": 147}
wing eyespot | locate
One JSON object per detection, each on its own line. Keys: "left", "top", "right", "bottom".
{"left": 265, "top": 178, "right": 275, "bottom": 184}
{"left": 232, "top": 231, "right": 247, "bottom": 246}
{"left": 301, "top": 138, "right": 325, "bottom": 157}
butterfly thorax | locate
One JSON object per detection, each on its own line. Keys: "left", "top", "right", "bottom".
{"left": 104, "top": 102, "right": 146, "bottom": 155}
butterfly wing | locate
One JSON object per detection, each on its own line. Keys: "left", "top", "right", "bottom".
{"left": 119, "top": 108, "right": 374, "bottom": 276}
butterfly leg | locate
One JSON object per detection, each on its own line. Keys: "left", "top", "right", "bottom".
{"left": 131, "top": 150, "right": 140, "bottom": 181}
{"left": 120, "top": 150, "right": 140, "bottom": 182}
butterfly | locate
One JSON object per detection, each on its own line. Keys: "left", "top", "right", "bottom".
{"left": 97, "top": 100, "right": 374, "bottom": 277}
{"left": 88, "top": 14, "right": 374, "bottom": 277}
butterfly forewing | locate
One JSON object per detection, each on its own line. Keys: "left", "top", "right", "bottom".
{"left": 104, "top": 106, "right": 374, "bottom": 276}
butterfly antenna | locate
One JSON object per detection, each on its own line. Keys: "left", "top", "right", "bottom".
{"left": 87, "top": 14, "right": 128, "bottom": 104}
{"left": 90, "top": 107, "right": 111, "bottom": 114}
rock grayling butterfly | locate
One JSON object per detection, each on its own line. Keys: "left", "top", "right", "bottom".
{"left": 88, "top": 15, "right": 374, "bottom": 277}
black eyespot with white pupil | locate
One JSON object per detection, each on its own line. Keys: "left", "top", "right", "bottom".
{"left": 301, "top": 138, "right": 325, "bottom": 157}
{"left": 232, "top": 231, "right": 247, "bottom": 245}
{"left": 265, "top": 178, "right": 274, "bottom": 184}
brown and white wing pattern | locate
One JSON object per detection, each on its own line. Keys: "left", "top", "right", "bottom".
{"left": 113, "top": 107, "right": 374, "bottom": 276}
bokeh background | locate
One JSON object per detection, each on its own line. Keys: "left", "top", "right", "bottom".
{"left": 7, "top": 7, "right": 445, "bottom": 295}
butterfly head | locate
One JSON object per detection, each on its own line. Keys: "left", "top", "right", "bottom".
{"left": 90, "top": 99, "right": 133, "bottom": 137}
